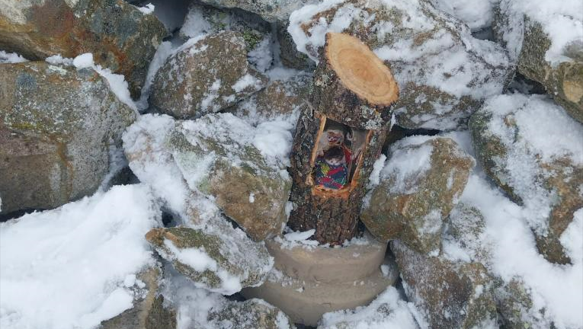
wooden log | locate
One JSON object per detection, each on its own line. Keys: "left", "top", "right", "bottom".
{"left": 312, "top": 32, "right": 399, "bottom": 130}
{"left": 288, "top": 32, "right": 399, "bottom": 245}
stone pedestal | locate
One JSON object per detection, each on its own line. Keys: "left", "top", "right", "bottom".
{"left": 241, "top": 233, "right": 399, "bottom": 326}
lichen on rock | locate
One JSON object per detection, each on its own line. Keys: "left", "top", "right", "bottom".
{"left": 0, "top": 0, "right": 167, "bottom": 97}
{"left": 362, "top": 136, "right": 475, "bottom": 254}
{"left": 150, "top": 31, "right": 267, "bottom": 120}
{"left": 0, "top": 62, "right": 136, "bottom": 215}
{"left": 469, "top": 93, "right": 583, "bottom": 264}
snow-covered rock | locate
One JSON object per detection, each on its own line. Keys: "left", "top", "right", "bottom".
{"left": 318, "top": 287, "right": 420, "bottom": 329}
{"left": 0, "top": 0, "right": 167, "bottom": 97}
{"left": 288, "top": 0, "right": 512, "bottom": 130}
{"left": 100, "top": 265, "right": 177, "bottom": 329}
{"left": 150, "top": 31, "right": 267, "bottom": 119}
{"left": 208, "top": 299, "right": 294, "bottom": 329}
{"left": 232, "top": 73, "right": 311, "bottom": 126}
{"left": 449, "top": 130, "right": 582, "bottom": 329}
{"left": 0, "top": 184, "right": 162, "bottom": 329}
{"left": 392, "top": 241, "right": 498, "bottom": 329}
{"left": 362, "top": 137, "right": 475, "bottom": 254}
{"left": 469, "top": 94, "right": 583, "bottom": 264}
{"left": 493, "top": 0, "right": 583, "bottom": 123}
{"left": 145, "top": 227, "right": 272, "bottom": 295}
{"left": 442, "top": 202, "right": 492, "bottom": 265}
{"left": 0, "top": 62, "right": 136, "bottom": 215}
{"left": 168, "top": 113, "right": 293, "bottom": 241}
{"left": 276, "top": 23, "right": 315, "bottom": 70}
{"left": 429, "top": 0, "right": 497, "bottom": 32}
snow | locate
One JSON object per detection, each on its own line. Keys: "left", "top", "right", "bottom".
{"left": 45, "top": 53, "right": 138, "bottom": 111}
{"left": 275, "top": 229, "right": 319, "bottom": 249}
{"left": 460, "top": 174, "right": 583, "bottom": 329}
{"left": 72, "top": 53, "right": 94, "bottom": 69}
{"left": 429, "top": 0, "right": 496, "bottom": 31}
{"left": 498, "top": 0, "right": 583, "bottom": 64}
{"left": 0, "top": 185, "right": 161, "bottom": 329}
{"left": 137, "top": 3, "right": 155, "bottom": 15}
{"left": 381, "top": 140, "right": 434, "bottom": 194}
{"left": 368, "top": 154, "right": 387, "bottom": 188}
{"left": 0, "top": 50, "right": 27, "bottom": 63}
{"left": 122, "top": 114, "right": 191, "bottom": 217}
{"left": 161, "top": 240, "right": 243, "bottom": 295}
{"left": 180, "top": 6, "right": 212, "bottom": 38}
{"left": 441, "top": 128, "right": 583, "bottom": 329}
{"left": 320, "top": 287, "right": 420, "bottom": 329}
{"left": 232, "top": 74, "right": 262, "bottom": 93}
{"left": 479, "top": 94, "right": 583, "bottom": 233}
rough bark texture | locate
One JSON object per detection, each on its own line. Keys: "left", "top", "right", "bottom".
{"left": 311, "top": 33, "right": 398, "bottom": 131}
{"left": 288, "top": 110, "right": 389, "bottom": 244}
{"left": 287, "top": 33, "right": 397, "bottom": 245}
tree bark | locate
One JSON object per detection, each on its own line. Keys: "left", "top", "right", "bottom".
{"left": 287, "top": 32, "right": 398, "bottom": 245}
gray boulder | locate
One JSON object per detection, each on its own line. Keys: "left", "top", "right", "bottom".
{"left": 146, "top": 227, "right": 272, "bottom": 295}
{"left": 493, "top": 0, "right": 583, "bottom": 123}
{"left": 233, "top": 73, "right": 311, "bottom": 125}
{"left": 469, "top": 93, "right": 583, "bottom": 264}
{"left": 362, "top": 137, "right": 475, "bottom": 254}
{"left": 0, "top": 0, "right": 167, "bottom": 97}
{"left": 392, "top": 241, "right": 498, "bottom": 329}
{"left": 288, "top": 0, "right": 512, "bottom": 130}
{"left": 169, "top": 114, "right": 292, "bottom": 241}
{"left": 0, "top": 62, "right": 136, "bottom": 215}
{"left": 150, "top": 31, "right": 267, "bottom": 119}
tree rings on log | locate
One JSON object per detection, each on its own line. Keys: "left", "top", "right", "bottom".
{"left": 312, "top": 32, "right": 399, "bottom": 130}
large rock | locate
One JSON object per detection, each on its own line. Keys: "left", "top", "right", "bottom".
{"left": 179, "top": 3, "right": 273, "bottom": 72}
{"left": 100, "top": 265, "right": 177, "bottom": 329}
{"left": 469, "top": 94, "right": 583, "bottom": 264}
{"left": 392, "top": 241, "right": 498, "bottom": 329}
{"left": 493, "top": 0, "right": 583, "bottom": 123}
{"left": 168, "top": 114, "right": 292, "bottom": 241}
{"left": 493, "top": 278, "right": 552, "bottom": 329}
{"left": 361, "top": 137, "right": 475, "bottom": 254}
{"left": 288, "top": 0, "right": 511, "bottom": 130}
{"left": 442, "top": 202, "right": 492, "bottom": 265}
{"left": 0, "top": 0, "right": 166, "bottom": 97}
{"left": 146, "top": 227, "right": 272, "bottom": 295}
{"left": 0, "top": 62, "right": 136, "bottom": 215}
{"left": 208, "top": 299, "right": 295, "bottom": 329}
{"left": 150, "top": 32, "right": 267, "bottom": 119}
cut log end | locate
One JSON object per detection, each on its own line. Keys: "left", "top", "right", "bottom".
{"left": 325, "top": 32, "right": 399, "bottom": 107}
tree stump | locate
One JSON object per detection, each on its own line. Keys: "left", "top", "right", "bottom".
{"left": 288, "top": 32, "right": 399, "bottom": 245}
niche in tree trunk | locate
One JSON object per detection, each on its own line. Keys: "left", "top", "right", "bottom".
{"left": 288, "top": 32, "right": 399, "bottom": 245}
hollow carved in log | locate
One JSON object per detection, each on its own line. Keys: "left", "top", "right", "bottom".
{"left": 288, "top": 32, "right": 399, "bottom": 245}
